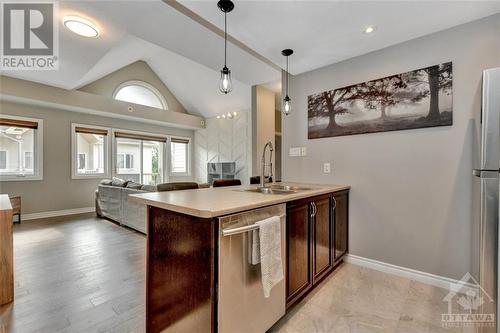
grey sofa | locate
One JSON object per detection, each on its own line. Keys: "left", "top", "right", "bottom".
{"left": 95, "top": 180, "right": 199, "bottom": 234}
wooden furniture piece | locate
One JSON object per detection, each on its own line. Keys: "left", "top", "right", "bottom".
{"left": 286, "top": 190, "right": 349, "bottom": 308}
{"left": 212, "top": 179, "right": 242, "bottom": 187}
{"left": 9, "top": 196, "right": 21, "bottom": 223}
{"left": 0, "top": 194, "right": 14, "bottom": 305}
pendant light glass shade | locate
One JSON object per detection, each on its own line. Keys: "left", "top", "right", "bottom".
{"left": 218, "top": 1, "right": 234, "bottom": 94}
{"left": 283, "top": 95, "right": 291, "bottom": 115}
{"left": 281, "top": 49, "right": 294, "bottom": 115}
{"left": 220, "top": 66, "right": 232, "bottom": 94}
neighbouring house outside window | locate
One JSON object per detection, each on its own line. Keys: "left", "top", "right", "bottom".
{"left": 72, "top": 125, "right": 109, "bottom": 179}
{"left": 0, "top": 116, "right": 43, "bottom": 181}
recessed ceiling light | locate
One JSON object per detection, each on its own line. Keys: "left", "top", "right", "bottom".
{"left": 63, "top": 16, "right": 99, "bottom": 38}
{"left": 364, "top": 26, "right": 375, "bottom": 34}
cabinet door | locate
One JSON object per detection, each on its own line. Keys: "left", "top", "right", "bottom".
{"left": 333, "top": 191, "right": 348, "bottom": 261}
{"left": 312, "top": 195, "right": 333, "bottom": 283}
{"left": 286, "top": 201, "right": 312, "bottom": 305}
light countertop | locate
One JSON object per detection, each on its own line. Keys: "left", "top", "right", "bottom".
{"left": 129, "top": 183, "right": 350, "bottom": 218}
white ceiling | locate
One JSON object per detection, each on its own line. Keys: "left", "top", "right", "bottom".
{"left": 2, "top": 1, "right": 499, "bottom": 118}
{"left": 181, "top": 0, "right": 500, "bottom": 75}
{"left": 1, "top": 0, "right": 278, "bottom": 118}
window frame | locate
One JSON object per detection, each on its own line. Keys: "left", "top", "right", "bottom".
{"left": 0, "top": 115, "right": 43, "bottom": 181}
{"left": 112, "top": 80, "right": 169, "bottom": 111}
{"left": 71, "top": 123, "right": 111, "bottom": 179}
{"left": 169, "top": 136, "right": 191, "bottom": 177}
{"left": 112, "top": 128, "right": 169, "bottom": 185}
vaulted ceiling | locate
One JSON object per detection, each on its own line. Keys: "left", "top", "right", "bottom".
{"left": 2, "top": 1, "right": 499, "bottom": 119}
{"left": 181, "top": 0, "right": 500, "bottom": 75}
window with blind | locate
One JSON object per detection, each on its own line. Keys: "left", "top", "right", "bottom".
{"left": 170, "top": 138, "right": 189, "bottom": 174}
{"left": 114, "top": 131, "right": 166, "bottom": 185}
{"left": 0, "top": 116, "right": 42, "bottom": 180}
{"left": 72, "top": 125, "right": 109, "bottom": 178}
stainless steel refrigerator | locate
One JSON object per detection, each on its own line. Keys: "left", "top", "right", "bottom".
{"left": 474, "top": 67, "right": 500, "bottom": 333}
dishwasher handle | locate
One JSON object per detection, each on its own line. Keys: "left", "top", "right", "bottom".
{"left": 222, "top": 213, "right": 286, "bottom": 237}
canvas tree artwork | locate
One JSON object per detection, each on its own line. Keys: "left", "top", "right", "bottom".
{"left": 307, "top": 62, "right": 453, "bottom": 139}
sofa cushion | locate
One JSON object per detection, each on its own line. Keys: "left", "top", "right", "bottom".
{"left": 141, "top": 184, "right": 157, "bottom": 192}
{"left": 126, "top": 181, "right": 143, "bottom": 190}
{"left": 111, "top": 177, "right": 129, "bottom": 187}
{"left": 156, "top": 182, "right": 199, "bottom": 192}
{"left": 100, "top": 179, "right": 113, "bottom": 186}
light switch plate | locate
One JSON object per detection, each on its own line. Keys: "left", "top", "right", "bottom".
{"left": 300, "top": 147, "right": 307, "bottom": 156}
{"left": 323, "top": 162, "right": 331, "bottom": 173}
{"left": 289, "top": 147, "right": 301, "bottom": 157}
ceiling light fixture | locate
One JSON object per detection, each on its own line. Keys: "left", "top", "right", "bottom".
{"left": 63, "top": 16, "right": 99, "bottom": 38}
{"left": 216, "top": 111, "right": 237, "bottom": 120}
{"left": 364, "top": 26, "right": 375, "bottom": 34}
{"left": 217, "top": 0, "right": 234, "bottom": 94}
{"left": 281, "top": 49, "right": 293, "bottom": 116}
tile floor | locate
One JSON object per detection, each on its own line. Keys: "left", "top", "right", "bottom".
{"left": 0, "top": 216, "right": 485, "bottom": 333}
{"left": 270, "top": 263, "right": 479, "bottom": 333}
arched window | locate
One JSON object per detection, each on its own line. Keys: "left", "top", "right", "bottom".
{"left": 113, "top": 81, "right": 168, "bottom": 110}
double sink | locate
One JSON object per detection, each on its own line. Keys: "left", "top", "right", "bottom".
{"left": 241, "top": 184, "right": 314, "bottom": 195}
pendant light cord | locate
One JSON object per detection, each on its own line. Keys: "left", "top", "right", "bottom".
{"left": 224, "top": 12, "right": 227, "bottom": 67}
{"left": 286, "top": 56, "right": 289, "bottom": 96}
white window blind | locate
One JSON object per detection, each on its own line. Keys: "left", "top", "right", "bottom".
{"left": 170, "top": 138, "right": 188, "bottom": 174}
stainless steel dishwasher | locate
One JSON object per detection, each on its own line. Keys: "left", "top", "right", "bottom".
{"left": 218, "top": 204, "right": 286, "bottom": 333}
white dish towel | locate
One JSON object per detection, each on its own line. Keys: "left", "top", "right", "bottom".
{"left": 256, "top": 216, "right": 284, "bottom": 298}
{"left": 248, "top": 229, "right": 261, "bottom": 265}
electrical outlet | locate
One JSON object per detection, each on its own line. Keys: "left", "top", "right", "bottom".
{"left": 300, "top": 147, "right": 307, "bottom": 156}
{"left": 323, "top": 162, "right": 331, "bottom": 173}
{"left": 289, "top": 147, "right": 301, "bottom": 157}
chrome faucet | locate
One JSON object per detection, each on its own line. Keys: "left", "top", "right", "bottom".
{"left": 261, "top": 141, "right": 274, "bottom": 188}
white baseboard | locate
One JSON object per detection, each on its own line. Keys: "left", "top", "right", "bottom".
{"left": 22, "top": 207, "right": 95, "bottom": 221}
{"left": 345, "top": 254, "right": 478, "bottom": 292}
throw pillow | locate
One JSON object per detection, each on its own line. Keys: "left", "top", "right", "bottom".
{"left": 111, "top": 177, "right": 128, "bottom": 187}
{"left": 100, "top": 179, "right": 113, "bottom": 186}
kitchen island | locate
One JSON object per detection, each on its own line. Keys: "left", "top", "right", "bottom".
{"left": 130, "top": 183, "right": 350, "bottom": 333}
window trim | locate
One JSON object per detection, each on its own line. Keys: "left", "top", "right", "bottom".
{"left": 0, "top": 115, "right": 43, "bottom": 181}
{"left": 71, "top": 123, "right": 111, "bottom": 179}
{"left": 112, "top": 80, "right": 169, "bottom": 111}
{"left": 169, "top": 136, "right": 191, "bottom": 177}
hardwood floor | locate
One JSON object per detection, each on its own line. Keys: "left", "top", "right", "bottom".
{"left": 0, "top": 214, "right": 472, "bottom": 333}
{"left": 0, "top": 215, "right": 146, "bottom": 333}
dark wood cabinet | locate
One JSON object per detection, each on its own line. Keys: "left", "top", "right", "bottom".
{"left": 333, "top": 191, "right": 348, "bottom": 261}
{"left": 286, "top": 190, "right": 349, "bottom": 309}
{"left": 312, "top": 195, "right": 333, "bottom": 284}
{"left": 286, "top": 198, "right": 312, "bottom": 306}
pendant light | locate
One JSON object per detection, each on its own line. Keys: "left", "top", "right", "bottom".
{"left": 282, "top": 49, "right": 293, "bottom": 115}
{"left": 218, "top": 0, "right": 234, "bottom": 94}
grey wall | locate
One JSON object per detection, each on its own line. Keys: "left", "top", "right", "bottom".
{"left": 282, "top": 14, "right": 500, "bottom": 280}
{"left": 0, "top": 101, "right": 194, "bottom": 214}
{"left": 79, "top": 60, "right": 188, "bottom": 114}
